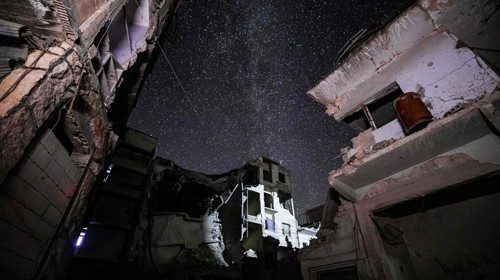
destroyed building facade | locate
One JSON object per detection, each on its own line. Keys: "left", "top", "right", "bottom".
{"left": 299, "top": 0, "right": 500, "bottom": 279}
{"left": 126, "top": 156, "right": 317, "bottom": 279}
{"left": 220, "top": 157, "right": 317, "bottom": 279}
{"left": 0, "top": 0, "right": 181, "bottom": 279}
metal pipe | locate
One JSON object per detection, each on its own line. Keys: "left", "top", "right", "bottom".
{"left": 362, "top": 106, "right": 377, "bottom": 130}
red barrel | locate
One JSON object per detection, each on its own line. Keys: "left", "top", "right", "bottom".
{"left": 394, "top": 92, "right": 433, "bottom": 134}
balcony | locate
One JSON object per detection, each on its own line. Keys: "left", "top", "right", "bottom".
{"left": 330, "top": 100, "right": 500, "bottom": 201}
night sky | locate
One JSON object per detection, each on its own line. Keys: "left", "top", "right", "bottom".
{"left": 128, "top": 0, "right": 414, "bottom": 214}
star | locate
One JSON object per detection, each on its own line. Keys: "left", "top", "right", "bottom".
{"left": 128, "top": 0, "right": 415, "bottom": 214}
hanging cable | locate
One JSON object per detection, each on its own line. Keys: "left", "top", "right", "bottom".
{"left": 132, "top": 0, "right": 201, "bottom": 120}
{"left": 352, "top": 203, "right": 376, "bottom": 278}
{"left": 131, "top": 0, "right": 216, "bottom": 167}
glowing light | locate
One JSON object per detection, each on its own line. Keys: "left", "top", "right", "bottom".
{"left": 75, "top": 231, "right": 86, "bottom": 247}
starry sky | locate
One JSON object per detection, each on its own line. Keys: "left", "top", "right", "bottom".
{"left": 128, "top": 0, "right": 415, "bottom": 214}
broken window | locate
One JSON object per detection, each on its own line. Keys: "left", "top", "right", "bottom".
{"left": 248, "top": 191, "right": 261, "bottom": 216}
{"left": 264, "top": 193, "right": 273, "bottom": 209}
{"left": 345, "top": 83, "right": 404, "bottom": 132}
{"left": 282, "top": 223, "right": 291, "bottom": 237}
{"left": 278, "top": 190, "right": 293, "bottom": 214}
{"left": 263, "top": 169, "right": 272, "bottom": 182}
{"left": 278, "top": 172, "right": 286, "bottom": 183}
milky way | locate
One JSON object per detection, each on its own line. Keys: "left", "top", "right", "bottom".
{"left": 128, "top": 0, "right": 415, "bottom": 214}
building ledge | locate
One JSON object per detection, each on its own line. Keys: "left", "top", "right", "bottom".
{"left": 329, "top": 100, "right": 500, "bottom": 201}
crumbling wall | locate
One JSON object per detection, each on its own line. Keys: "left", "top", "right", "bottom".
{"left": 0, "top": 38, "right": 112, "bottom": 278}
{"left": 371, "top": 173, "right": 500, "bottom": 280}
{"left": 309, "top": 0, "right": 500, "bottom": 121}
{"left": 327, "top": 10, "right": 499, "bottom": 166}
{"left": 66, "top": 0, "right": 109, "bottom": 27}
{"left": 145, "top": 212, "right": 228, "bottom": 274}
{"left": 299, "top": 202, "right": 372, "bottom": 280}
{"left": 421, "top": 0, "right": 500, "bottom": 70}
{"left": 0, "top": 41, "right": 83, "bottom": 184}
{"left": 0, "top": 1, "right": 178, "bottom": 279}
{"left": 129, "top": 158, "right": 242, "bottom": 279}
{"left": 0, "top": 0, "right": 76, "bottom": 40}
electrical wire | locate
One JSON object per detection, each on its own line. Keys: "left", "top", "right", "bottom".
{"left": 0, "top": 50, "right": 46, "bottom": 102}
{"left": 132, "top": 0, "right": 201, "bottom": 120}
{"left": 131, "top": 0, "right": 215, "bottom": 167}
{"left": 352, "top": 202, "right": 377, "bottom": 278}
{"left": 1, "top": 7, "right": 115, "bottom": 154}
{"left": 16, "top": 6, "right": 120, "bottom": 158}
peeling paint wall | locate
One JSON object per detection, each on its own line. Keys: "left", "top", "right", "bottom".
{"left": 309, "top": 0, "right": 500, "bottom": 122}
{"left": 422, "top": 0, "right": 500, "bottom": 70}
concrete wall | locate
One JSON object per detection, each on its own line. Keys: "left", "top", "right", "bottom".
{"left": 297, "top": 227, "right": 317, "bottom": 248}
{"left": 299, "top": 202, "right": 372, "bottom": 280}
{"left": 397, "top": 193, "right": 500, "bottom": 279}
{"left": 263, "top": 189, "right": 300, "bottom": 248}
{"left": 67, "top": 0, "right": 108, "bottom": 26}
{"left": 0, "top": 129, "right": 82, "bottom": 279}
{"left": 301, "top": 144, "right": 500, "bottom": 280}
{"left": 220, "top": 184, "right": 244, "bottom": 268}
{"left": 333, "top": 106, "right": 500, "bottom": 201}
{"left": 309, "top": 0, "right": 500, "bottom": 167}
{"left": 309, "top": 0, "right": 500, "bottom": 122}
{"left": 375, "top": 175, "right": 500, "bottom": 280}
{"left": 316, "top": 21, "right": 498, "bottom": 147}
{"left": 421, "top": 0, "right": 500, "bottom": 70}
{"left": 147, "top": 212, "right": 228, "bottom": 271}
{"left": 0, "top": 0, "right": 176, "bottom": 278}
{"left": 245, "top": 184, "right": 305, "bottom": 249}
{"left": 0, "top": 42, "right": 84, "bottom": 185}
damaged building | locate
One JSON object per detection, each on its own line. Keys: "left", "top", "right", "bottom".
{"left": 0, "top": 1, "right": 316, "bottom": 279}
{"left": 299, "top": 0, "right": 500, "bottom": 279}
{"left": 0, "top": 0, "right": 182, "bottom": 279}
{"left": 2, "top": 0, "right": 500, "bottom": 279}
{"left": 133, "top": 155, "right": 316, "bottom": 279}
{"left": 66, "top": 132, "right": 316, "bottom": 280}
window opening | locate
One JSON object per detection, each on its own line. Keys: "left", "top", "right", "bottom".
{"left": 264, "top": 193, "right": 273, "bottom": 209}
{"left": 278, "top": 172, "right": 286, "bottom": 183}
{"left": 263, "top": 169, "right": 272, "bottom": 182}
{"left": 345, "top": 83, "right": 404, "bottom": 132}
{"left": 265, "top": 218, "right": 275, "bottom": 232}
{"left": 282, "top": 223, "right": 291, "bottom": 237}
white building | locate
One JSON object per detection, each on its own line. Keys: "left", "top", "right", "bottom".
{"left": 243, "top": 183, "right": 316, "bottom": 250}
{"left": 220, "top": 157, "right": 317, "bottom": 279}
